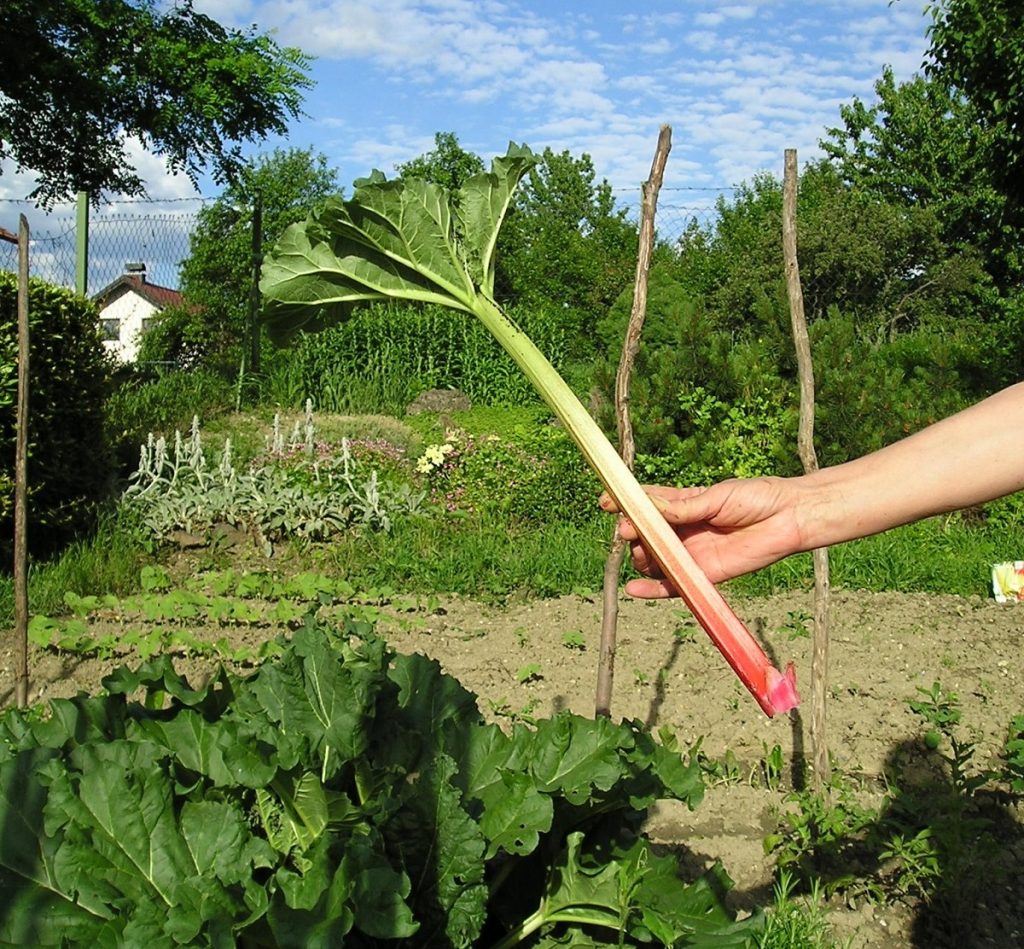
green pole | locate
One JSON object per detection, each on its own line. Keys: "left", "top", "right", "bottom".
{"left": 249, "top": 192, "right": 263, "bottom": 374}
{"left": 75, "top": 191, "right": 89, "bottom": 296}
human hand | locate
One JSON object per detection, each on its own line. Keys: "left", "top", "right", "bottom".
{"left": 599, "top": 478, "right": 806, "bottom": 597}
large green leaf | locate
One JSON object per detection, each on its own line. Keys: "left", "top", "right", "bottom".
{"left": 248, "top": 624, "right": 385, "bottom": 778}
{"left": 521, "top": 715, "right": 630, "bottom": 805}
{"left": 259, "top": 143, "right": 538, "bottom": 343}
{"left": 529, "top": 833, "right": 762, "bottom": 948}
{"left": 386, "top": 754, "right": 489, "bottom": 948}
{"left": 135, "top": 710, "right": 277, "bottom": 788}
{"left": 457, "top": 144, "right": 538, "bottom": 294}
{"left": 0, "top": 748, "right": 106, "bottom": 945}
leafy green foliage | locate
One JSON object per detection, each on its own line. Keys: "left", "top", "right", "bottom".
{"left": 1001, "top": 715, "right": 1024, "bottom": 793}
{"left": 821, "top": 67, "right": 1015, "bottom": 286}
{"left": 0, "top": 274, "right": 112, "bottom": 566}
{"left": 0, "top": 617, "right": 761, "bottom": 946}
{"left": 395, "top": 131, "right": 486, "bottom": 197}
{"left": 161, "top": 147, "right": 341, "bottom": 371}
{"left": 260, "top": 143, "right": 538, "bottom": 340}
{"left": 415, "top": 424, "right": 601, "bottom": 526}
{"left": 924, "top": 0, "right": 1024, "bottom": 208}
{"left": 0, "top": 0, "right": 311, "bottom": 205}
{"left": 105, "top": 367, "right": 235, "bottom": 472}
{"left": 496, "top": 147, "right": 638, "bottom": 350}
{"left": 122, "top": 416, "right": 426, "bottom": 545}
{"left": 266, "top": 302, "right": 571, "bottom": 413}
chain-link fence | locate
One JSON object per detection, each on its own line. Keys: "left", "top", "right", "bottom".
{"left": 0, "top": 187, "right": 732, "bottom": 296}
{"left": 0, "top": 197, "right": 211, "bottom": 294}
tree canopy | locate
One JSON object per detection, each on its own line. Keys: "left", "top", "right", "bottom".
{"left": 0, "top": 0, "right": 312, "bottom": 206}
{"left": 924, "top": 0, "right": 1024, "bottom": 206}
{"left": 394, "top": 132, "right": 485, "bottom": 195}
{"left": 143, "top": 147, "right": 338, "bottom": 369}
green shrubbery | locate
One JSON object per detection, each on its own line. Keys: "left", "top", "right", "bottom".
{"left": 414, "top": 423, "right": 600, "bottom": 526}
{"left": 0, "top": 274, "right": 112, "bottom": 565}
{"left": 105, "top": 366, "right": 235, "bottom": 472}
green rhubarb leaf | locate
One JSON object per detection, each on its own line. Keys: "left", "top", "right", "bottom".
{"left": 477, "top": 770, "right": 553, "bottom": 858}
{"left": 634, "top": 858, "right": 764, "bottom": 947}
{"left": 456, "top": 144, "right": 538, "bottom": 294}
{"left": 521, "top": 833, "right": 761, "bottom": 948}
{"left": 343, "top": 834, "right": 419, "bottom": 940}
{"left": 102, "top": 653, "right": 222, "bottom": 709}
{"left": 383, "top": 649, "right": 484, "bottom": 773}
{"left": 247, "top": 624, "right": 385, "bottom": 778}
{"left": 0, "top": 748, "right": 108, "bottom": 946}
{"left": 386, "top": 754, "right": 488, "bottom": 948}
{"left": 134, "top": 709, "right": 277, "bottom": 788}
{"left": 260, "top": 143, "right": 539, "bottom": 345}
{"left": 64, "top": 741, "right": 197, "bottom": 905}
{"left": 180, "top": 799, "right": 275, "bottom": 887}
{"left": 521, "top": 714, "right": 630, "bottom": 805}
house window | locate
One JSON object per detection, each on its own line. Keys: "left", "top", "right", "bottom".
{"left": 101, "top": 318, "right": 120, "bottom": 341}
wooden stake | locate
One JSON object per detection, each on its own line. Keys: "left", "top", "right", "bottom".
{"left": 596, "top": 125, "right": 672, "bottom": 718}
{"left": 13, "top": 215, "right": 30, "bottom": 707}
{"left": 782, "top": 149, "right": 830, "bottom": 786}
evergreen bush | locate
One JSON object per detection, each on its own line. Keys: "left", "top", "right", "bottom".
{"left": 0, "top": 274, "right": 112, "bottom": 565}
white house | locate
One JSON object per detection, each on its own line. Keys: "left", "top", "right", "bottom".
{"left": 92, "top": 263, "right": 185, "bottom": 363}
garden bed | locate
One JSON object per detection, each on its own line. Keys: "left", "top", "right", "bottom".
{"left": 4, "top": 584, "right": 1022, "bottom": 946}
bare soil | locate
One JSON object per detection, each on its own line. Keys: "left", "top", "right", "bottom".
{"left": 4, "top": 586, "right": 1023, "bottom": 947}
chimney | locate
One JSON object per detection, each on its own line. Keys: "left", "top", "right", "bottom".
{"left": 124, "top": 262, "right": 146, "bottom": 283}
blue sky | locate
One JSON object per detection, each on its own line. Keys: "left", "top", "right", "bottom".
{"left": 0, "top": 1, "right": 936, "bottom": 288}
{"left": 1, "top": 0, "right": 934, "bottom": 205}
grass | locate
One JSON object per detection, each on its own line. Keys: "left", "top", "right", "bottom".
{"left": 728, "top": 513, "right": 1022, "bottom": 600}
{"left": 3, "top": 493, "right": 1019, "bottom": 627}
{"left": 8, "top": 397, "right": 1023, "bottom": 627}
{"left": 0, "top": 508, "right": 153, "bottom": 623}
{"left": 311, "top": 511, "right": 613, "bottom": 601}
{"left": 756, "top": 872, "right": 842, "bottom": 948}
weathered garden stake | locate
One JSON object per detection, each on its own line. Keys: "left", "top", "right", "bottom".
{"left": 596, "top": 125, "right": 672, "bottom": 718}
{"left": 2, "top": 216, "right": 31, "bottom": 707}
{"left": 782, "top": 149, "right": 831, "bottom": 786}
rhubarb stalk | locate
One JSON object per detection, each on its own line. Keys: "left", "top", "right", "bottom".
{"left": 259, "top": 143, "right": 799, "bottom": 716}
{"left": 475, "top": 298, "right": 798, "bottom": 716}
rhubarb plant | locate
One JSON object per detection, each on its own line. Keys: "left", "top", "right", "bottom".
{"left": 0, "top": 617, "right": 762, "bottom": 946}
{"left": 260, "top": 144, "right": 798, "bottom": 715}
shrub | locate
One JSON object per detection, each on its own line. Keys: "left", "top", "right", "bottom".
{"left": 414, "top": 423, "right": 601, "bottom": 526}
{"left": 105, "top": 367, "right": 234, "bottom": 473}
{"left": 0, "top": 274, "right": 112, "bottom": 565}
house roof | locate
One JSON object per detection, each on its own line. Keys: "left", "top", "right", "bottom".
{"left": 92, "top": 274, "right": 184, "bottom": 311}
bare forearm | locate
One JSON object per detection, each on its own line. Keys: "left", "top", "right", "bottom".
{"left": 797, "top": 382, "right": 1024, "bottom": 551}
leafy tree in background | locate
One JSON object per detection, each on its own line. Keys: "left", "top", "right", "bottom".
{"left": 924, "top": 0, "right": 1024, "bottom": 208}
{"left": 497, "top": 148, "right": 638, "bottom": 343}
{"left": 394, "top": 131, "right": 485, "bottom": 196}
{"left": 0, "top": 0, "right": 311, "bottom": 206}
{"left": 821, "top": 67, "right": 1018, "bottom": 287}
{"left": 140, "top": 148, "right": 338, "bottom": 370}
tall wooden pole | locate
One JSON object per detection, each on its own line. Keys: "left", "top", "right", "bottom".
{"left": 596, "top": 126, "right": 672, "bottom": 717}
{"left": 14, "top": 214, "right": 31, "bottom": 707}
{"left": 782, "top": 149, "right": 830, "bottom": 786}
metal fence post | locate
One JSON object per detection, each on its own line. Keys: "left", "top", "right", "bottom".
{"left": 75, "top": 191, "right": 90, "bottom": 296}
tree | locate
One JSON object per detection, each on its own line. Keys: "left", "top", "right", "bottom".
{"left": 0, "top": 0, "right": 311, "bottom": 206}
{"left": 142, "top": 148, "right": 338, "bottom": 369}
{"left": 394, "top": 132, "right": 484, "bottom": 195}
{"left": 497, "top": 148, "right": 638, "bottom": 338}
{"left": 821, "top": 67, "right": 1016, "bottom": 286}
{"left": 924, "top": 0, "right": 1024, "bottom": 206}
